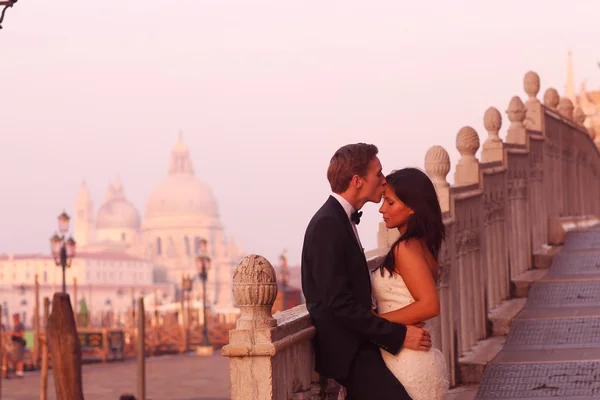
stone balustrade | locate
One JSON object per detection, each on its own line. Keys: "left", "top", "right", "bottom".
{"left": 222, "top": 71, "right": 600, "bottom": 398}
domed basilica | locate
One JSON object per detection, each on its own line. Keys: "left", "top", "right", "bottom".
{"left": 73, "top": 135, "right": 243, "bottom": 316}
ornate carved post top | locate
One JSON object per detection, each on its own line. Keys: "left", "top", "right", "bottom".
{"left": 455, "top": 126, "right": 480, "bottom": 185}
{"left": 524, "top": 71, "right": 543, "bottom": 132}
{"left": 524, "top": 71, "right": 540, "bottom": 101}
{"left": 543, "top": 88, "right": 560, "bottom": 110}
{"left": 506, "top": 96, "right": 527, "bottom": 145}
{"left": 425, "top": 145, "right": 451, "bottom": 212}
{"left": 558, "top": 98, "right": 575, "bottom": 120}
{"left": 482, "top": 106, "right": 504, "bottom": 163}
{"left": 232, "top": 254, "right": 278, "bottom": 330}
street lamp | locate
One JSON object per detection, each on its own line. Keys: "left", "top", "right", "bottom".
{"left": 50, "top": 211, "right": 77, "bottom": 293}
{"left": 0, "top": 0, "right": 18, "bottom": 30}
{"left": 195, "top": 239, "right": 211, "bottom": 348}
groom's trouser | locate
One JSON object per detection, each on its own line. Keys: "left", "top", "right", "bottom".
{"left": 336, "top": 344, "right": 412, "bottom": 400}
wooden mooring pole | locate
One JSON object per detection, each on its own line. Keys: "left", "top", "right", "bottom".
{"left": 137, "top": 297, "right": 146, "bottom": 400}
{"left": 40, "top": 297, "right": 50, "bottom": 400}
{"left": 34, "top": 274, "right": 40, "bottom": 369}
{"left": 47, "top": 293, "right": 83, "bottom": 400}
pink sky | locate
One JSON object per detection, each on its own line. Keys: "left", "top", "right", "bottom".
{"left": 1, "top": 1, "right": 599, "bottom": 264}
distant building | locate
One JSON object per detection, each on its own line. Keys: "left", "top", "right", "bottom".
{"left": 0, "top": 135, "right": 244, "bottom": 324}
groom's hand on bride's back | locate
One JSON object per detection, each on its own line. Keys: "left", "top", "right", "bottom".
{"left": 403, "top": 325, "right": 432, "bottom": 352}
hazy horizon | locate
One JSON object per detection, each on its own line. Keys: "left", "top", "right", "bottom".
{"left": 2, "top": 1, "right": 600, "bottom": 265}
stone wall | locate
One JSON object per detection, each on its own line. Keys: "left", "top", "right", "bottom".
{"left": 222, "top": 71, "right": 600, "bottom": 398}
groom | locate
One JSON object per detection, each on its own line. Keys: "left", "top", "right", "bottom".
{"left": 301, "top": 143, "right": 431, "bottom": 400}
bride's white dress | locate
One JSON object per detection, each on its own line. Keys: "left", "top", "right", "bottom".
{"left": 371, "top": 271, "right": 449, "bottom": 400}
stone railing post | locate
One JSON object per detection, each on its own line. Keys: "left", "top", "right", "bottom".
{"left": 454, "top": 126, "right": 481, "bottom": 185}
{"left": 524, "top": 71, "right": 542, "bottom": 132}
{"left": 482, "top": 107, "right": 504, "bottom": 163}
{"left": 543, "top": 88, "right": 560, "bottom": 111}
{"left": 558, "top": 97, "right": 575, "bottom": 120}
{"left": 481, "top": 106, "right": 510, "bottom": 311}
{"left": 223, "top": 255, "right": 331, "bottom": 400}
{"left": 425, "top": 145, "right": 451, "bottom": 213}
{"left": 224, "top": 255, "right": 278, "bottom": 400}
{"left": 506, "top": 96, "right": 527, "bottom": 145}
{"left": 453, "top": 126, "right": 486, "bottom": 352}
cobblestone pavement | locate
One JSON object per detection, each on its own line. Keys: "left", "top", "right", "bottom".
{"left": 1, "top": 351, "right": 230, "bottom": 400}
{"left": 476, "top": 228, "right": 600, "bottom": 400}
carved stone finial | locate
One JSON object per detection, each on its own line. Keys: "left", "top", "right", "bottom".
{"left": 558, "top": 97, "right": 574, "bottom": 120}
{"left": 425, "top": 145, "right": 450, "bottom": 212}
{"left": 425, "top": 145, "right": 450, "bottom": 187}
{"left": 484, "top": 107, "right": 502, "bottom": 143}
{"left": 574, "top": 107, "right": 586, "bottom": 126}
{"left": 482, "top": 107, "right": 504, "bottom": 162}
{"left": 455, "top": 126, "right": 480, "bottom": 185}
{"left": 456, "top": 126, "right": 480, "bottom": 160}
{"left": 543, "top": 88, "right": 560, "bottom": 110}
{"left": 524, "top": 71, "right": 543, "bottom": 131}
{"left": 524, "top": 71, "right": 540, "bottom": 100}
{"left": 232, "top": 254, "right": 278, "bottom": 330}
{"left": 506, "top": 96, "right": 527, "bottom": 145}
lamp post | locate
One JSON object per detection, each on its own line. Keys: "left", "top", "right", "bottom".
{"left": 0, "top": 0, "right": 18, "bottom": 30}
{"left": 195, "top": 239, "right": 211, "bottom": 348}
{"left": 50, "top": 211, "right": 76, "bottom": 294}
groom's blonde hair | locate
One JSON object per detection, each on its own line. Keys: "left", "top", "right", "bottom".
{"left": 327, "top": 143, "right": 378, "bottom": 193}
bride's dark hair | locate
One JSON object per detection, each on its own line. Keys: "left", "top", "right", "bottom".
{"left": 379, "top": 168, "right": 446, "bottom": 277}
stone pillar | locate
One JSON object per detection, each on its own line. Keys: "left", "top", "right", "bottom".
{"left": 223, "top": 255, "right": 278, "bottom": 400}
{"left": 558, "top": 98, "right": 575, "bottom": 120}
{"left": 424, "top": 145, "right": 451, "bottom": 213}
{"left": 454, "top": 127, "right": 481, "bottom": 185}
{"left": 482, "top": 106, "right": 504, "bottom": 163}
{"left": 505, "top": 96, "right": 527, "bottom": 145}
{"left": 523, "top": 71, "right": 543, "bottom": 132}
{"left": 223, "top": 255, "right": 333, "bottom": 400}
{"left": 543, "top": 88, "right": 560, "bottom": 111}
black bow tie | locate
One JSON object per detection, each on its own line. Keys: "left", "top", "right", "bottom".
{"left": 351, "top": 210, "right": 362, "bottom": 225}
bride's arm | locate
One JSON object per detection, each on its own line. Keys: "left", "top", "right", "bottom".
{"left": 377, "top": 239, "right": 440, "bottom": 325}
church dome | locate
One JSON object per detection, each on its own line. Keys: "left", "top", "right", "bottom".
{"left": 96, "top": 176, "right": 141, "bottom": 230}
{"left": 145, "top": 135, "right": 220, "bottom": 220}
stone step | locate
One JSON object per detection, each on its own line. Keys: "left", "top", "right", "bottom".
{"left": 511, "top": 269, "right": 548, "bottom": 298}
{"left": 446, "top": 384, "right": 479, "bottom": 400}
{"left": 532, "top": 244, "right": 561, "bottom": 269}
{"left": 458, "top": 336, "right": 506, "bottom": 384}
{"left": 488, "top": 298, "right": 527, "bottom": 336}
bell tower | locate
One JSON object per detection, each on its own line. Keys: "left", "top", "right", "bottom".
{"left": 74, "top": 180, "right": 95, "bottom": 246}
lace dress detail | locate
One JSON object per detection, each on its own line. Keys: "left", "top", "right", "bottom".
{"left": 371, "top": 271, "right": 449, "bottom": 400}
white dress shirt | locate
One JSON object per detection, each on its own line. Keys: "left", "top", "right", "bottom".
{"left": 331, "top": 193, "right": 363, "bottom": 250}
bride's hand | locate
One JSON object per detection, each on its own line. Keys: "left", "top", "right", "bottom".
{"left": 414, "top": 321, "right": 425, "bottom": 328}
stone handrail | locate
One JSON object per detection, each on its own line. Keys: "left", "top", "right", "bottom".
{"left": 223, "top": 71, "right": 600, "bottom": 398}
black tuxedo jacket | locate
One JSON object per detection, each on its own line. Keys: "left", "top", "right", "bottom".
{"left": 301, "top": 196, "right": 407, "bottom": 379}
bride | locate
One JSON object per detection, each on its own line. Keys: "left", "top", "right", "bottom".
{"left": 371, "top": 167, "right": 449, "bottom": 400}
